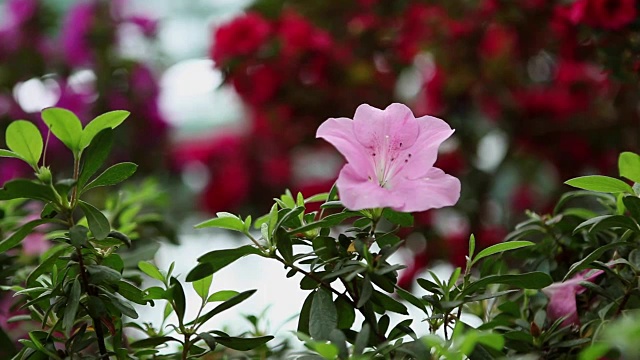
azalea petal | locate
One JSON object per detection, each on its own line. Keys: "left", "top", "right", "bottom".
{"left": 317, "top": 117, "right": 371, "bottom": 174}
{"left": 336, "top": 164, "right": 403, "bottom": 210}
{"left": 542, "top": 283, "right": 580, "bottom": 327}
{"left": 353, "top": 103, "right": 420, "bottom": 151}
{"left": 399, "top": 115, "right": 454, "bottom": 179}
{"left": 390, "top": 167, "right": 461, "bottom": 212}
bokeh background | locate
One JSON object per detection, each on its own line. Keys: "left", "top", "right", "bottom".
{"left": 1, "top": 0, "right": 639, "bottom": 346}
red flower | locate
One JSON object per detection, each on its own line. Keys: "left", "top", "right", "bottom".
{"left": 277, "top": 11, "right": 332, "bottom": 59}
{"left": 570, "top": 0, "right": 637, "bottom": 30}
{"left": 211, "top": 12, "right": 271, "bottom": 64}
{"left": 478, "top": 23, "right": 518, "bottom": 60}
{"left": 230, "top": 64, "right": 280, "bottom": 105}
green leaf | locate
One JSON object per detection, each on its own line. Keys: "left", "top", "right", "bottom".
{"left": 27, "top": 246, "right": 69, "bottom": 287}
{"left": 464, "top": 272, "right": 553, "bottom": 294}
{"left": 214, "top": 335, "right": 273, "bottom": 351}
{"left": 334, "top": 295, "right": 355, "bottom": 329}
{"left": 138, "top": 261, "right": 165, "bottom": 282}
{"left": 275, "top": 228, "right": 294, "bottom": 264}
{"left": 382, "top": 208, "right": 414, "bottom": 227}
{"left": 41, "top": 107, "right": 83, "bottom": 154}
{"left": 78, "top": 200, "right": 110, "bottom": 240}
{"left": 623, "top": 196, "right": 640, "bottom": 221}
{"left": 63, "top": 278, "right": 81, "bottom": 335}
{"left": 357, "top": 276, "right": 373, "bottom": 308}
{"left": 117, "top": 281, "right": 147, "bottom": 305}
{"left": 395, "top": 286, "right": 427, "bottom": 314}
{"left": 298, "top": 291, "right": 314, "bottom": 336}
{"left": 573, "top": 215, "right": 639, "bottom": 235}
{"left": 187, "top": 245, "right": 263, "bottom": 282}
{"left": 130, "top": 336, "right": 178, "bottom": 349}
{"left": 471, "top": 241, "right": 535, "bottom": 265}
{"left": 309, "top": 288, "right": 337, "bottom": 341}
{"left": 69, "top": 225, "right": 88, "bottom": 248}
{"left": 86, "top": 265, "right": 121, "bottom": 285}
{"left": 565, "top": 175, "right": 633, "bottom": 194}
{"left": 207, "top": 290, "right": 239, "bottom": 303}
{"left": 78, "top": 128, "right": 113, "bottom": 188}
{"left": 563, "top": 242, "right": 625, "bottom": 280}
{"left": 192, "top": 289, "right": 256, "bottom": 326}
{"left": 0, "top": 149, "right": 25, "bottom": 162}
{"left": 170, "top": 277, "right": 186, "bottom": 320}
{"left": 0, "top": 218, "right": 53, "bottom": 253}
{"left": 371, "top": 290, "right": 408, "bottom": 315}
{"left": 619, "top": 152, "right": 640, "bottom": 183}
{"left": 195, "top": 214, "right": 246, "bottom": 232}
{"left": 80, "top": 110, "right": 129, "bottom": 150}
{"left": 193, "top": 275, "right": 213, "bottom": 302}
{"left": 5, "top": 120, "right": 42, "bottom": 167}
{"left": 353, "top": 323, "right": 370, "bottom": 355}
{"left": 82, "top": 162, "right": 137, "bottom": 193}
{"left": 0, "top": 179, "right": 57, "bottom": 202}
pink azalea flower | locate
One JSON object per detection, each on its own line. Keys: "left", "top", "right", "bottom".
{"left": 316, "top": 103, "right": 461, "bottom": 212}
{"left": 542, "top": 269, "right": 604, "bottom": 327}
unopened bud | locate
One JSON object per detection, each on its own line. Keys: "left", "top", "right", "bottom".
{"left": 36, "top": 166, "right": 52, "bottom": 183}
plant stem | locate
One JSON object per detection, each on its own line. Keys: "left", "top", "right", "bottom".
{"left": 75, "top": 246, "right": 108, "bottom": 358}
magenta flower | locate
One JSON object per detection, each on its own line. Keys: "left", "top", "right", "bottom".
{"left": 542, "top": 269, "right": 604, "bottom": 327}
{"left": 316, "top": 103, "right": 461, "bottom": 212}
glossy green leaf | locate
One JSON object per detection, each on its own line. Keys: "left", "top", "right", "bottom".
{"left": 207, "top": 290, "right": 239, "bottom": 303}
{"left": 573, "top": 215, "right": 639, "bottom": 235}
{"left": 471, "top": 241, "right": 535, "bottom": 265}
{"left": 26, "top": 246, "right": 69, "bottom": 287}
{"left": 334, "top": 295, "right": 355, "bottom": 329}
{"left": 63, "top": 278, "right": 81, "bottom": 334}
{"left": 0, "top": 149, "right": 25, "bottom": 162}
{"left": 187, "top": 245, "right": 263, "bottom": 282}
{"left": 138, "top": 261, "right": 165, "bottom": 282}
{"left": 130, "top": 336, "right": 178, "bottom": 349}
{"left": 353, "top": 323, "right": 370, "bottom": 355}
{"left": 197, "top": 332, "right": 217, "bottom": 351}
{"left": 78, "top": 200, "right": 110, "bottom": 240}
{"left": 309, "top": 288, "right": 337, "bottom": 341}
{"left": 0, "top": 218, "right": 53, "bottom": 253}
{"left": 464, "top": 272, "right": 553, "bottom": 294}
{"left": 86, "top": 265, "right": 121, "bottom": 285}
{"left": 619, "top": 152, "right": 640, "bottom": 183}
{"left": 564, "top": 242, "right": 625, "bottom": 280}
{"left": 69, "top": 225, "right": 88, "bottom": 248}
{"left": 0, "top": 179, "right": 57, "bottom": 202}
{"left": 117, "top": 281, "right": 147, "bottom": 305}
{"left": 357, "top": 276, "right": 373, "bottom": 308}
{"left": 298, "top": 291, "right": 314, "bottom": 337}
{"left": 170, "top": 277, "right": 186, "bottom": 320}
{"left": 80, "top": 110, "right": 129, "bottom": 150}
{"left": 382, "top": 208, "right": 414, "bottom": 227}
{"left": 193, "top": 275, "right": 213, "bottom": 302}
{"left": 275, "top": 228, "right": 294, "bottom": 264}
{"left": 78, "top": 129, "right": 113, "bottom": 188}
{"left": 41, "top": 107, "right": 83, "bottom": 154}
{"left": 5, "top": 120, "right": 42, "bottom": 167}
{"left": 195, "top": 214, "right": 246, "bottom": 232}
{"left": 623, "top": 196, "right": 640, "bottom": 221}
{"left": 395, "top": 286, "right": 427, "bottom": 314}
{"left": 214, "top": 335, "right": 273, "bottom": 351}
{"left": 192, "top": 289, "right": 256, "bottom": 326}
{"left": 82, "top": 162, "right": 137, "bottom": 193}
{"left": 565, "top": 175, "right": 633, "bottom": 194}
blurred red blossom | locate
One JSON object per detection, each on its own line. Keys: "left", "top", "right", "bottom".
{"left": 211, "top": 12, "right": 271, "bottom": 64}
{"left": 570, "top": 0, "right": 637, "bottom": 29}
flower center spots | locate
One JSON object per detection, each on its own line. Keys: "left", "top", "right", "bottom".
{"left": 371, "top": 134, "right": 412, "bottom": 188}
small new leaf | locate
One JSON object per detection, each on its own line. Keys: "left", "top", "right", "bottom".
{"left": 5, "top": 120, "right": 43, "bottom": 168}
